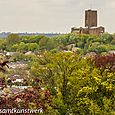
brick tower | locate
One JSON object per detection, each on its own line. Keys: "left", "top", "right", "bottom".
{"left": 71, "top": 9, "right": 105, "bottom": 36}
{"left": 85, "top": 9, "right": 97, "bottom": 28}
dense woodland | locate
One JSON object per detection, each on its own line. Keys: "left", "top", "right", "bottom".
{"left": 0, "top": 33, "right": 115, "bottom": 115}
{"left": 0, "top": 33, "right": 114, "bottom": 53}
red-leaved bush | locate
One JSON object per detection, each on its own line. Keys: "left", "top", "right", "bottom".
{"left": 93, "top": 53, "right": 115, "bottom": 71}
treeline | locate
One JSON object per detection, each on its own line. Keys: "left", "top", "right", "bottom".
{"left": 0, "top": 32, "right": 115, "bottom": 54}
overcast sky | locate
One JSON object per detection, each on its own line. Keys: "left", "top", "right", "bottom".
{"left": 0, "top": 0, "right": 115, "bottom": 33}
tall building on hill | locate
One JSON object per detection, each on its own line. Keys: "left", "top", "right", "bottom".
{"left": 71, "top": 9, "right": 105, "bottom": 36}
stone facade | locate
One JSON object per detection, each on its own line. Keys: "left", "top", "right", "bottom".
{"left": 71, "top": 9, "right": 105, "bottom": 36}
{"left": 85, "top": 10, "right": 97, "bottom": 27}
{"left": 71, "top": 26, "right": 105, "bottom": 36}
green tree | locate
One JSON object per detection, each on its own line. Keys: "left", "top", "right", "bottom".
{"left": 27, "top": 43, "right": 39, "bottom": 51}
{"left": 30, "top": 52, "right": 115, "bottom": 115}
{"left": 39, "top": 36, "right": 49, "bottom": 50}
{"left": 99, "top": 33, "right": 113, "bottom": 44}
{"left": 6, "top": 34, "right": 20, "bottom": 45}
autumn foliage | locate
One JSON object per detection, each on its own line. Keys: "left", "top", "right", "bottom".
{"left": 93, "top": 53, "right": 115, "bottom": 72}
